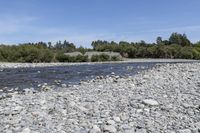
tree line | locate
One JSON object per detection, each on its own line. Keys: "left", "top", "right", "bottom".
{"left": 0, "top": 32, "right": 200, "bottom": 62}
{"left": 91, "top": 33, "right": 200, "bottom": 59}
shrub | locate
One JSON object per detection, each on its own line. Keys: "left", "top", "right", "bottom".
{"left": 91, "top": 54, "right": 110, "bottom": 62}
{"left": 75, "top": 55, "right": 88, "bottom": 62}
{"left": 40, "top": 49, "right": 54, "bottom": 62}
{"left": 191, "top": 48, "right": 200, "bottom": 59}
{"left": 178, "top": 47, "right": 194, "bottom": 59}
{"left": 24, "top": 48, "right": 41, "bottom": 63}
{"left": 91, "top": 55, "right": 99, "bottom": 62}
{"left": 99, "top": 54, "right": 110, "bottom": 61}
{"left": 56, "top": 53, "right": 88, "bottom": 62}
{"left": 0, "top": 50, "right": 5, "bottom": 61}
{"left": 56, "top": 53, "right": 71, "bottom": 62}
{"left": 111, "top": 55, "right": 121, "bottom": 61}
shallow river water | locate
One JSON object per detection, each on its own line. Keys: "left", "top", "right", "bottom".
{"left": 0, "top": 62, "right": 184, "bottom": 92}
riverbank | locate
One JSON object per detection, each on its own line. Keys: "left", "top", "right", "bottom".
{"left": 0, "top": 63, "right": 200, "bottom": 132}
{"left": 0, "top": 58, "right": 199, "bottom": 68}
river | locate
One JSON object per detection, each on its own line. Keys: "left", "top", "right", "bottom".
{"left": 0, "top": 62, "right": 188, "bottom": 92}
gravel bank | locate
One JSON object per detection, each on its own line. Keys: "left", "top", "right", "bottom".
{"left": 0, "top": 63, "right": 200, "bottom": 133}
{"left": 0, "top": 59, "right": 199, "bottom": 68}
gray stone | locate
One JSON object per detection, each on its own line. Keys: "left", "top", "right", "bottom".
{"left": 61, "top": 84, "right": 67, "bottom": 87}
{"left": 177, "top": 129, "right": 192, "bottom": 133}
{"left": 135, "top": 128, "right": 147, "bottom": 133}
{"left": 124, "top": 129, "right": 136, "bottom": 133}
{"left": 103, "top": 125, "right": 117, "bottom": 133}
{"left": 194, "top": 122, "right": 200, "bottom": 128}
{"left": 113, "top": 117, "right": 121, "bottom": 122}
{"left": 21, "top": 128, "right": 31, "bottom": 133}
{"left": 191, "top": 128, "right": 200, "bottom": 133}
{"left": 120, "top": 124, "right": 130, "bottom": 130}
{"left": 90, "top": 125, "right": 101, "bottom": 133}
{"left": 107, "top": 120, "right": 115, "bottom": 125}
{"left": 142, "top": 99, "right": 159, "bottom": 106}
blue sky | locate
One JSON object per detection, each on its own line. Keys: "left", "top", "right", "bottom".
{"left": 0, "top": 0, "right": 200, "bottom": 47}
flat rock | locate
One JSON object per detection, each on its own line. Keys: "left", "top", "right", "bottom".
{"left": 21, "top": 128, "right": 31, "bottom": 133}
{"left": 90, "top": 125, "right": 101, "bottom": 133}
{"left": 177, "top": 129, "right": 192, "bottom": 133}
{"left": 113, "top": 117, "right": 121, "bottom": 122}
{"left": 107, "top": 120, "right": 115, "bottom": 125}
{"left": 103, "top": 125, "right": 117, "bottom": 133}
{"left": 142, "top": 99, "right": 159, "bottom": 106}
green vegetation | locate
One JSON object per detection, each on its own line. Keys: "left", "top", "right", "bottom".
{"left": 56, "top": 53, "right": 89, "bottom": 62}
{"left": 111, "top": 55, "right": 122, "bottom": 61}
{"left": 90, "top": 54, "right": 122, "bottom": 62}
{"left": 0, "top": 32, "right": 200, "bottom": 62}
{"left": 0, "top": 44, "right": 54, "bottom": 62}
{"left": 91, "top": 33, "right": 200, "bottom": 60}
{"left": 91, "top": 54, "right": 110, "bottom": 62}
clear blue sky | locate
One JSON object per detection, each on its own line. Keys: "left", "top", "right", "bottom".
{"left": 0, "top": 0, "right": 200, "bottom": 47}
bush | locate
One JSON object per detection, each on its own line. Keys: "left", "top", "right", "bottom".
{"left": 191, "top": 48, "right": 200, "bottom": 59}
{"left": 24, "top": 48, "right": 41, "bottom": 63}
{"left": 56, "top": 53, "right": 72, "bottom": 62}
{"left": 111, "top": 55, "right": 121, "bottom": 61}
{"left": 40, "top": 49, "right": 54, "bottom": 62}
{"left": 75, "top": 55, "right": 88, "bottom": 62}
{"left": 0, "top": 50, "right": 5, "bottom": 61}
{"left": 178, "top": 47, "right": 194, "bottom": 59}
{"left": 99, "top": 54, "right": 110, "bottom": 61}
{"left": 91, "top": 55, "right": 99, "bottom": 62}
{"left": 91, "top": 54, "right": 110, "bottom": 62}
{"left": 56, "top": 53, "right": 88, "bottom": 62}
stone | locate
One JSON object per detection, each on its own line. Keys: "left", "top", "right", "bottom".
{"left": 41, "top": 86, "right": 51, "bottom": 91}
{"left": 13, "top": 106, "right": 23, "bottom": 112}
{"left": 177, "top": 129, "right": 192, "bottom": 133}
{"left": 111, "top": 72, "right": 115, "bottom": 75}
{"left": 107, "top": 120, "right": 115, "bottom": 125}
{"left": 194, "top": 122, "right": 200, "bottom": 128}
{"left": 124, "top": 129, "right": 136, "bottom": 133}
{"left": 135, "top": 128, "right": 147, "bottom": 133}
{"left": 120, "top": 113, "right": 129, "bottom": 121}
{"left": 136, "top": 109, "right": 143, "bottom": 113}
{"left": 191, "top": 128, "right": 199, "bottom": 133}
{"left": 69, "top": 101, "right": 76, "bottom": 107}
{"left": 61, "top": 84, "right": 67, "bottom": 87}
{"left": 78, "top": 106, "right": 88, "bottom": 113}
{"left": 90, "top": 125, "right": 101, "bottom": 133}
{"left": 74, "top": 128, "right": 88, "bottom": 133}
{"left": 21, "top": 128, "right": 31, "bottom": 133}
{"left": 113, "top": 117, "right": 121, "bottom": 122}
{"left": 103, "top": 125, "right": 117, "bottom": 133}
{"left": 142, "top": 99, "right": 159, "bottom": 106}
{"left": 129, "top": 122, "right": 135, "bottom": 127}
{"left": 120, "top": 124, "right": 130, "bottom": 130}
{"left": 5, "top": 130, "right": 13, "bottom": 133}
{"left": 144, "top": 108, "right": 150, "bottom": 112}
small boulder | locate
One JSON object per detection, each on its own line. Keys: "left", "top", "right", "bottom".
{"left": 177, "top": 129, "right": 192, "bottom": 133}
{"left": 103, "top": 125, "right": 117, "bottom": 133}
{"left": 21, "top": 128, "right": 31, "bottom": 133}
{"left": 107, "top": 120, "right": 115, "bottom": 125}
{"left": 90, "top": 125, "right": 101, "bottom": 133}
{"left": 113, "top": 117, "right": 121, "bottom": 122}
{"left": 142, "top": 99, "right": 159, "bottom": 106}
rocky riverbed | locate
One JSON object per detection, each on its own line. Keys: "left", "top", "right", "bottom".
{"left": 0, "top": 63, "right": 200, "bottom": 133}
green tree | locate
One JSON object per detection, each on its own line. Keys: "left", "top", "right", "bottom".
{"left": 156, "top": 37, "right": 162, "bottom": 45}
{"left": 169, "top": 32, "right": 191, "bottom": 46}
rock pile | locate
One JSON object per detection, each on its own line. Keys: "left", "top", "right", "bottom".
{"left": 0, "top": 63, "right": 200, "bottom": 133}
